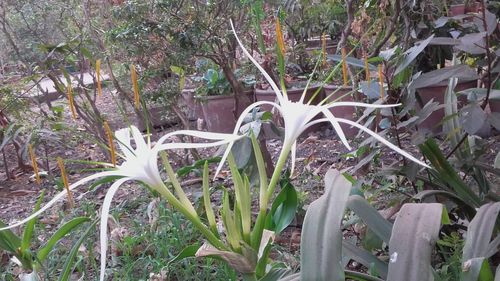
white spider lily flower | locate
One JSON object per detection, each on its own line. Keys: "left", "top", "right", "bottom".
{"left": 229, "top": 20, "right": 429, "bottom": 171}
{"left": 0, "top": 125, "right": 243, "bottom": 281}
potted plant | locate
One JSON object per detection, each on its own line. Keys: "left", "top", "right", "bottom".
{"left": 195, "top": 67, "right": 254, "bottom": 133}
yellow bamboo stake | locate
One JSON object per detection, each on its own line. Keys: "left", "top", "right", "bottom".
{"left": 67, "top": 84, "right": 77, "bottom": 120}
{"left": 275, "top": 17, "right": 286, "bottom": 56}
{"left": 131, "top": 64, "right": 140, "bottom": 109}
{"left": 342, "top": 48, "right": 348, "bottom": 86}
{"left": 57, "top": 157, "right": 74, "bottom": 209}
{"left": 378, "top": 64, "right": 384, "bottom": 99}
{"left": 322, "top": 33, "right": 327, "bottom": 66}
{"left": 96, "top": 59, "right": 102, "bottom": 97}
{"left": 103, "top": 121, "right": 116, "bottom": 167}
{"left": 364, "top": 56, "right": 371, "bottom": 87}
{"left": 28, "top": 144, "right": 41, "bottom": 185}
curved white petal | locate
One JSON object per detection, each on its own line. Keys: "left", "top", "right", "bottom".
{"left": 0, "top": 171, "right": 120, "bottom": 231}
{"left": 114, "top": 127, "right": 135, "bottom": 159}
{"left": 130, "top": 126, "right": 149, "bottom": 152}
{"left": 230, "top": 20, "right": 284, "bottom": 104}
{"left": 320, "top": 108, "right": 351, "bottom": 150}
{"left": 310, "top": 117, "right": 430, "bottom": 168}
{"left": 326, "top": 102, "right": 401, "bottom": 109}
{"left": 99, "top": 178, "right": 129, "bottom": 281}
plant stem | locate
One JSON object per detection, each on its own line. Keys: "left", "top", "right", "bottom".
{"left": 251, "top": 147, "right": 290, "bottom": 249}
{"left": 156, "top": 183, "right": 227, "bottom": 251}
{"left": 242, "top": 273, "right": 257, "bottom": 281}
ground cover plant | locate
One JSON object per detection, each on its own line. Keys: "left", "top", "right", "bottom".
{"left": 0, "top": 1, "right": 499, "bottom": 281}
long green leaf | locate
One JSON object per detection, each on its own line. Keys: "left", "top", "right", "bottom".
{"left": 419, "top": 139, "right": 481, "bottom": 208}
{"left": 347, "top": 195, "right": 393, "bottom": 244}
{"left": 0, "top": 221, "right": 21, "bottom": 253}
{"left": 342, "top": 240, "right": 388, "bottom": 279}
{"left": 387, "top": 203, "right": 444, "bottom": 281}
{"left": 37, "top": 217, "right": 90, "bottom": 262}
{"left": 58, "top": 220, "right": 98, "bottom": 281}
{"left": 167, "top": 243, "right": 200, "bottom": 268}
{"left": 21, "top": 191, "right": 45, "bottom": 253}
{"left": 265, "top": 180, "right": 298, "bottom": 235}
{"left": 461, "top": 257, "right": 494, "bottom": 281}
{"left": 300, "top": 169, "right": 351, "bottom": 281}
{"left": 463, "top": 202, "right": 500, "bottom": 261}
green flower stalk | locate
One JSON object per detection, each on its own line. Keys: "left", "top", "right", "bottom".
{"left": 0, "top": 126, "right": 243, "bottom": 281}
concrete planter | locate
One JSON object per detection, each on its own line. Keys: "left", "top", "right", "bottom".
{"left": 200, "top": 90, "right": 254, "bottom": 133}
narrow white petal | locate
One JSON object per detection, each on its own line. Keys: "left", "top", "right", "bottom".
{"left": 130, "top": 126, "right": 149, "bottom": 151}
{"left": 99, "top": 178, "right": 129, "bottom": 281}
{"left": 114, "top": 127, "right": 135, "bottom": 159}
{"left": 0, "top": 171, "right": 119, "bottom": 231}
{"left": 320, "top": 108, "right": 351, "bottom": 150}
{"left": 213, "top": 101, "right": 283, "bottom": 180}
{"left": 326, "top": 102, "right": 401, "bottom": 109}
{"left": 230, "top": 20, "right": 284, "bottom": 104}
{"left": 335, "top": 118, "right": 430, "bottom": 168}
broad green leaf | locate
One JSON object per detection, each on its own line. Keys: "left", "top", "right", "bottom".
{"left": 463, "top": 202, "right": 500, "bottom": 261}
{"left": 387, "top": 203, "right": 444, "bottom": 281}
{"left": 58, "top": 220, "right": 97, "bottom": 281}
{"left": 265, "top": 180, "right": 298, "bottom": 235}
{"left": 395, "top": 35, "right": 434, "bottom": 75}
{"left": 347, "top": 195, "right": 392, "bottom": 244}
{"left": 300, "top": 169, "right": 351, "bottom": 281}
{"left": 167, "top": 243, "right": 200, "bottom": 268}
{"left": 327, "top": 54, "right": 377, "bottom": 70}
{"left": 260, "top": 267, "right": 292, "bottom": 281}
{"left": 37, "top": 217, "right": 90, "bottom": 262}
{"left": 461, "top": 257, "right": 494, "bottom": 281}
{"left": 419, "top": 139, "right": 481, "bottom": 208}
{"left": 0, "top": 221, "right": 21, "bottom": 253}
{"left": 195, "top": 242, "right": 255, "bottom": 274}
{"left": 342, "top": 240, "right": 388, "bottom": 279}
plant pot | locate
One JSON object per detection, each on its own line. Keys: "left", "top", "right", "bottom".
{"left": 179, "top": 89, "right": 204, "bottom": 121}
{"left": 323, "top": 85, "right": 358, "bottom": 138}
{"left": 200, "top": 90, "right": 254, "bottom": 133}
{"left": 465, "top": 1, "right": 481, "bottom": 13}
{"left": 255, "top": 83, "right": 324, "bottom": 138}
{"left": 415, "top": 80, "right": 476, "bottom": 132}
{"left": 449, "top": 4, "right": 466, "bottom": 16}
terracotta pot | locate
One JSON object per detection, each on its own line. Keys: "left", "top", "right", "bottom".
{"left": 449, "top": 4, "right": 466, "bottom": 16}
{"left": 200, "top": 90, "right": 254, "bottom": 133}
{"left": 465, "top": 1, "right": 481, "bottom": 13}
{"left": 323, "top": 85, "right": 358, "bottom": 138}
{"left": 415, "top": 80, "right": 476, "bottom": 132}
{"left": 255, "top": 83, "right": 324, "bottom": 138}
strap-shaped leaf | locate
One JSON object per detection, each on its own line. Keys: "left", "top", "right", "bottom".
{"left": 342, "top": 240, "right": 388, "bottom": 279}
{"left": 387, "top": 203, "right": 444, "bottom": 281}
{"left": 0, "top": 221, "right": 21, "bottom": 253}
{"left": 461, "top": 257, "right": 494, "bottom": 281}
{"left": 37, "top": 217, "right": 90, "bottom": 262}
{"left": 463, "top": 202, "right": 500, "bottom": 261}
{"left": 419, "top": 139, "right": 481, "bottom": 208}
{"left": 347, "top": 195, "right": 393, "bottom": 244}
{"left": 300, "top": 169, "right": 352, "bottom": 281}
